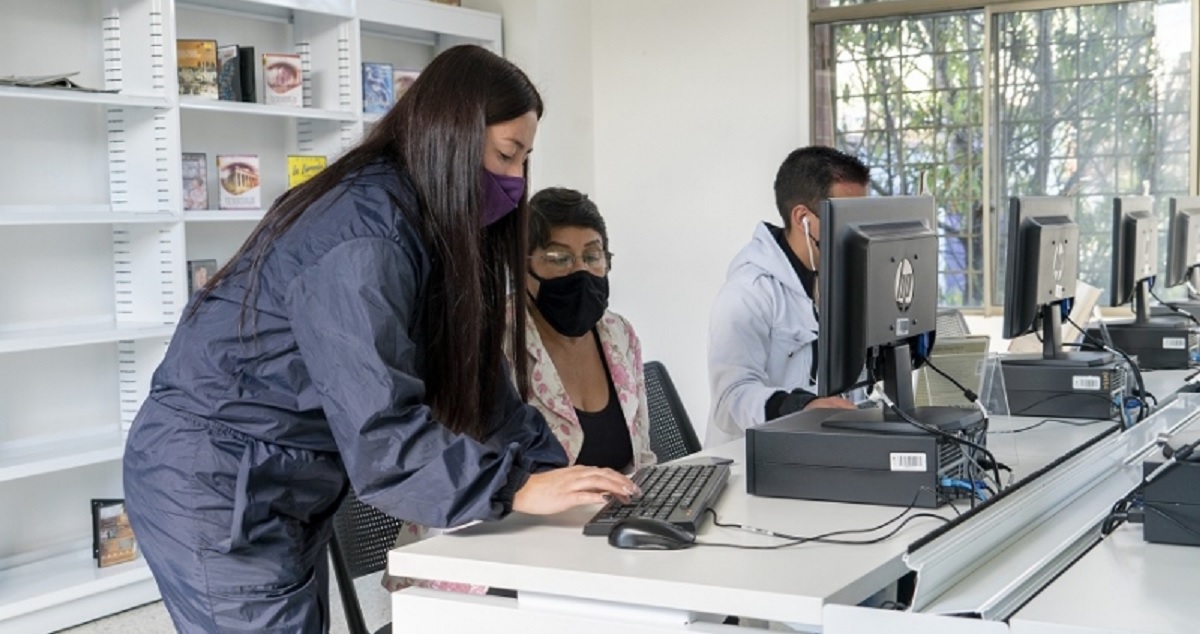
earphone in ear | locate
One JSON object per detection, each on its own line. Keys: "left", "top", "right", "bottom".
{"left": 801, "top": 214, "right": 816, "bottom": 270}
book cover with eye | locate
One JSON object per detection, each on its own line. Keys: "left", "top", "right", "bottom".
{"left": 287, "top": 155, "right": 327, "bottom": 189}
{"left": 217, "top": 154, "right": 261, "bottom": 210}
{"left": 91, "top": 499, "right": 138, "bottom": 568}
{"left": 177, "top": 39, "right": 218, "bottom": 99}
{"left": 362, "top": 62, "right": 394, "bottom": 114}
{"left": 262, "top": 53, "right": 303, "bottom": 107}
{"left": 181, "top": 152, "right": 209, "bottom": 211}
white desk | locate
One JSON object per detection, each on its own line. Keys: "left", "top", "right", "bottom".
{"left": 388, "top": 441, "right": 955, "bottom": 631}
{"left": 385, "top": 387, "right": 1185, "bottom": 633}
{"left": 1009, "top": 524, "right": 1200, "bottom": 634}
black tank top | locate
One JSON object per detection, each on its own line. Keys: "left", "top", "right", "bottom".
{"left": 573, "top": 331, "right": 634, "bottom": 471}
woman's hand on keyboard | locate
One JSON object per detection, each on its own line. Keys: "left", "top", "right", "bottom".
{"left": 513, "top": 466, "right": 640, "bottom": 515}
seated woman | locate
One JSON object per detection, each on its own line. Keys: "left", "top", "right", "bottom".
{"left": 384, "top": 187, "right": 656, "bottom": 592}
{"left": 516, "top": 186, "right": 657, "bottom": 473}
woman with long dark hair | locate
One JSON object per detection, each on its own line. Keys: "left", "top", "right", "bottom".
{"left": 122, "top": 45, "right": 636, "bottom": 633}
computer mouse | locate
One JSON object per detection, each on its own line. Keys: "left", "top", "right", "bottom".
{"left": 607, "top": 518, "right": 696, "bottom": 550}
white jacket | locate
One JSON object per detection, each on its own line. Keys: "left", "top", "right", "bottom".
{"left": 706, "top": 223, "right": 819, "bottom": 447}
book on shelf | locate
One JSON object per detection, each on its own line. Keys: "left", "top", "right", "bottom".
{"left": 181, "top": 152, "right": 209, "bottom": 211}
{"left": 362, "top": 62, "right": 394, "bottom": 114}
{"left": 188, "top": 259, "right": 218, "bottom": 295}
{"left": 393, "top": 69, "right": 420, "bottom": 103}
{"left": 217, "top": 45, "right": 242, "bottom": 101}
{"left": 262, "top": 53, "right": 302, "bottom": 107}
{"left": 237, "top": 46, "right": 257, "bottom": 103}
{"left": 287, "top": 155, "right": 327, "bottom": 189}
{"left": 217, "top": 154, "right": 261, "bottom": 210}
{"left": 91, "top": 499, "right": 138, "bottom": 568}
{"left": 177, "top": 39, "right": 218, "bottom": 99}
{"left": 0, "top": 72, "right": 113, "bottom": 93}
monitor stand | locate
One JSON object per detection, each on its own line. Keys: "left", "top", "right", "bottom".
{"left": 1004, "top": 304, "right": 1113, "bottom": 368}
{"left": 820, "top": 344, "right": 986, "bottom": 435}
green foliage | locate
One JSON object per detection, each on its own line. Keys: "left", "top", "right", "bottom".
{"left": 819, "top": 2, "right": 1193, "bottom": 307}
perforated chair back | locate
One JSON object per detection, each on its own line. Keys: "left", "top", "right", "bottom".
{"left": 643, "top": 361, "right": 702, "bottom": 462}
{"left": 329, "top": 487, "right": 404, "bottom": 634}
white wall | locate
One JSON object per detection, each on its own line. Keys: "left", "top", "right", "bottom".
{"left": 466, "top": 0, "right": 595, "bottom": 193}
{"left": 467, "top": 0, "right": 808, "bottom": 443}
{"left": 591, "top": 0, "right": 807, "bottom": 441}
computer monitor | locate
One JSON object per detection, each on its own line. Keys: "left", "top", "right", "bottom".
{"left": 816, "top": 196, "right": 984, "bottom": 433}
{"left": 1001, "top": 196, "right": 1112, "bottom": 367}
{"left": 1109, "top": 196, "right": 1158, "bottom": 324}
{"left": 1165, "top": 196, "right": 1200, "bottom": 292}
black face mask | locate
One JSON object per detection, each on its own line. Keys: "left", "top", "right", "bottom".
{"left": 529, "top": 270, "right": 610, "bottom": 338}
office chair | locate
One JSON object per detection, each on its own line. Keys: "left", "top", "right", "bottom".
{"left": 330, "top": 487, "right": 403, "bottom": 634}
{"left": 643, "top": 360, "right": 702, "bottom": 462}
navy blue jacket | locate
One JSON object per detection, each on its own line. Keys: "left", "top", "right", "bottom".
{"left": 148, "top": 161, "right": 567, "bottom": 528}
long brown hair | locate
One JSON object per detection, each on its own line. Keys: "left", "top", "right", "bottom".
{"left": 192, "top": 45, "right": 541, "bottom": 440}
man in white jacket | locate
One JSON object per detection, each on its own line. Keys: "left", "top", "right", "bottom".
{"left": 706, "top": 146, "right": 871, "bottom": 447}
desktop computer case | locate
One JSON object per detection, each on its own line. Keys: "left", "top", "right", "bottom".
{"left": 745, "top": 410, "right": 979, "bottom": 509}
{"left": 1088, "top": 321, "right": 1198, "bottom": 370}
{"left": 1000, "top": 361, "right": 1124, "bottom": 420}
{"left": 1142, "top": 458, "right": 1200, "bottom": 547}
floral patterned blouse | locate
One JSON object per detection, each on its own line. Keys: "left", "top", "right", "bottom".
{"left": 383, "top": 304, "right": 657, "bottom": 594}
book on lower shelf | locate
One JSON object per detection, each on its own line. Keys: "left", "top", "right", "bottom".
{"left": 363, "top": 62, "right": 394, "bottom": 114}
{"left": 91, "top": 499, "right": 138, "bottom": 568}
{"left": 263, "top": 53, "right": 302, "bottom": 107}
{"left": 217, "top": 154, "right": 261, "bottom": 210}
{"left": 287, "top": 155, "right": 327, "bottom": 188}
{"left": 188, "top": 259, "right": 218, "bottom": 295}
{"left": 182, "top": 152, "right": 209, "bottom": 211}
{"left": 177, "top": 39, "right": 218, "bottom": 99}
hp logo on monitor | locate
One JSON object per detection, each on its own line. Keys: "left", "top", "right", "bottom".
{"left": 895, "top": 258, "right": 915, "bottom": 311}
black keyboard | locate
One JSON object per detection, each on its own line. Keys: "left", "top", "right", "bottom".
{"left": 582, "top": 463, "right": 730, "bottom": 536}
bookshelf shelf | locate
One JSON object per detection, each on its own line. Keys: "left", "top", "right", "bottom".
{"left": 0, "top": 429, "right": 125, "bottom": 484}
{"left": 184, "top": 209, "right": 267, "bottom": 222}
{"left": 0, "top": 206, "right": 175, "bottom": 226}
{"left": 0, "top": 548, "right": 156, "bottom": 633}
{"left": 0, "top": 85, "right": 170, "bottom": 109}
{"left": 0, "top": 322, "right": 175, "bottom": 355}
{"left": 180, "top": 97, "right": 358, "bottom": 122}
{"left": 178, "top": 0, "right": 356, "bottom": 21}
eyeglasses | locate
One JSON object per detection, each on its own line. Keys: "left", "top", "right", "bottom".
{"left": 531, "top": 249, "right": 611, "bottom": 275}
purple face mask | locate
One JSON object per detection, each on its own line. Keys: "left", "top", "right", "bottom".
{"left": 481, "top": 169, "right": 526, "bottom": 226}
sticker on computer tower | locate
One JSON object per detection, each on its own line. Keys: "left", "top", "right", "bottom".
{"left": 1072, "top": 376, "right": 1102, "bottom": 391}
{"left": 1163, "top": 337, "right": 1187, "bottom": 350}
{"left": 890, "top": 453, "right": 927, "bottom": 472}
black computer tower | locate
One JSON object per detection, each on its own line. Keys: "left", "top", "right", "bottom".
{"left": 1143, "top": 459, "right": 1200, "bottom": 547}
{"left": 1000, "top": 361, "right": 1124, "bottom": 420}
{"left": 1089, "top": 318, "right": 1198, "bottom": 370}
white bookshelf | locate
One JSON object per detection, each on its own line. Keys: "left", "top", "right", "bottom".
{"left": 0, "top": 429, "right": 126, "bottom": 484}
{"left": 0, "top": 206, "right": 175, "bottom": 226}
{"left": 0, "top": 322, "right": 175, "bottom": 355}
{"left": 0, "top": 546, "right": 157, "bottom": 634}
{"left": 184, "top": 209, "right": 267, "bottom": 222}
{"left": 0, "top": 0, "right": 502, "bottom": 629}
{"left": 0, "top": 85, "right": 170, "bottom": 109}
{"left": 180, "top": 96, "right": 359, "bottom": 121}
